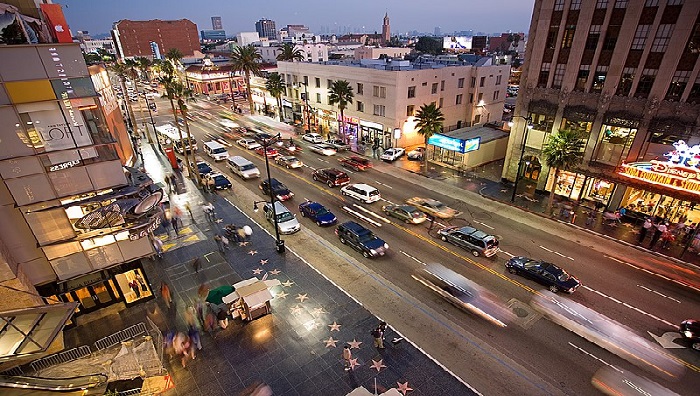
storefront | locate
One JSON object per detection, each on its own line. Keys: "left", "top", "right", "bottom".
{"left": 184, "top": 64, "right": 245, "bottom": 98}
{"left": 426, "top": 125, "right": 508, "bottom": 169}
{"left": 339, "top": 115, "right": 360, "bottom": 141}
{"left": 359, "top": 120, "right": 387, "bottom": 148}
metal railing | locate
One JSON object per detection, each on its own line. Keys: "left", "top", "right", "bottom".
{"left": 93, "top": 322, "right": 147, "bottom": 351}
{"left": 29, "top": 345, "right": 92, "bottom": 373}
{"left": 145, "top": 316, "right": 164, "bottom": 374}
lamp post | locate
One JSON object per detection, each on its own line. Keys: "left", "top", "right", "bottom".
{"left": 144, "top": 94, "right": 161, "bottom": 153}
{"left": 254, "top": 133, "right": 285, "bottom": 253}
{"left": 301, "top": 82, "right": 311, "bottom": 133}
{"left": 510, "top": 115, "right": 533, "bottom": 202}
{"left": 228, "top": 70, "right": 237, "bottom": 112}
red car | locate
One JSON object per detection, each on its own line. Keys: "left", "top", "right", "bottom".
{"left": 255, "top": 146, "right": 278, "bottom": 158}
{"left": 339, "top": 155, "right": 373, "bottom": 171}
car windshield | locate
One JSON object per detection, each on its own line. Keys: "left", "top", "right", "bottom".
{"left": 277, "top": 212, "right": 294, "bottom": 222}
{"left": 316, "top": 207, "right": 329, "bottom": 216}
{"left": 369, "top": 190, "right": 379, "bottom": 196}
{"left": 523, "top": 260, "right": 541, "bottom": 270}
{"left": 358, "top": 233, "right": 376, "bottom": 243}
{"left": 214, "top": 176, "right": 226, "bottom": 183}
{"left": 212, "top": 148, "right": 226, "bottom": 154}
{"left": 241, "top": 164, "right": 256, "bottom": 171}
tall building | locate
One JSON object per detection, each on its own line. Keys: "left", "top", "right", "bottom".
{"left": 211, "top": 16, "right": 223, "bottom": 30}
{"left": 111, "top": 19, "right": 200, "bottom": 60}
{"left": 255, "top": 18, "right": 277, "bottom": 40}
{"left": 382, "top": 13, "right": 390, "bottom": 45}
{"left": 505, "top": 0, "right": 700, "bottom": 224}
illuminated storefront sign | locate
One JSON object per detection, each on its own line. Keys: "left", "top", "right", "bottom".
{"left": 129, "top": 215, "right": 162, "bottom": 241}
{"left": 428, "top": 134, "right": 481, "bottom": 154}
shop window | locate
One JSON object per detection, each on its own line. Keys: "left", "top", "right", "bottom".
{"left": 582, "top": 178, "right": 615, "bottom": 203}
{"left": 591, "top": 66, "right": 608, "bottom": 93}
{"left": 561, "top": 118, "right": 592, "bottom": 137}
{"left": 593, "top": 124, "right": 637, "bottom": 166}
{"left": 458, "top": 78, "right": 465, "bottom": 88}
{"left": 651, "top": 24, "right": 674, "bottom": 52}
{"left": 551, "top": 171, "right": 587, "bottom": 200}
{"left": 530, "top": 113, "right": 555, "bottom": 133}
{"left": 635, "top": 69, "right": 657, "bottom": 98}
{"left": 617, "top": 67, "right": 636, "bottom": 96}
{"left": 585, "top": 25, "right": 601, "bottom": 50}
{"left": 408, "top": 86, "right": 416, "bottom": 98}
{"left": 575, "top": 67, "right": 590, "bottom": 91}
{"left": 115, "top": 268, "right": 152, "bottom": 305}
{"left": 665, "top": 70, "right": 690, "bottom": 101}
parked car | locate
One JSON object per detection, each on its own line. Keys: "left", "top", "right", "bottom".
{"left": 302, "top": 133, "right": 323, "bottom": 143}
{"left": 680, "top": 319, "right": 700, "bottom": 350}
{"left": 259, "top": 178, "right": 294, "bottom": 201}
{"left": 237, "top": 138, "right": 262, "bottom": 150}
{"left": 380, "top": 147, "right": 405, "bottom": 162}
{"left": 325, "top": 139, "right": 351, "bottom": 151}
{"left": 339, "top": 156, "right": 373, "bottom": 171}
{"left": 407, "top": 147, "right": 425, "bottom": 161}
{"left": 438, "top": 226, "right": 499, "bottom": 257}
{"left": 299, "top": 200, "right": 337, "bottom": 226}
{"left": 255, "top": 146, "right": 279, "bottom": 158}
{"left": 382, "top": 205, "right": 427, "bottom": 224}
{"left": 340, "top": 183, "right": 381, "bottom": 204}
{"left": 191, "top": 160, "right": 212, "bottom": 176}
{"left": 309, "top": 144, "right": 337, "bottom": 156}
{"left": 275, "top": 155, "right": 304, "bottom": 169}
{"left": 406, "top": 197, "right": 461, "bottom": 219}
{"left": 263, "top": 201, "right": 301, "bottom": 234}
{"left": 203, "top": 172, "right": 232, "bottom": 190}
{"left": 312, "top": 168, "right": 350, "bottom": 187}
{"left": 505, "top": 256, "right": 581, "bottom": 293}
{"left": 335, "top": 221, "right": 389, "bottom": 258}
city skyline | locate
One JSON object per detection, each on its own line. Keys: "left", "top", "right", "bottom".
{"left": 59, "top": 0, "right": 535, "bottom": 37}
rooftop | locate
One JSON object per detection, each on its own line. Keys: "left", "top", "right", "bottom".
{"left": 443, "top": 122, "right": 510, "bottom": 144}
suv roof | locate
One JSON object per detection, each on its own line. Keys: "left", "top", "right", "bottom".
{"left": 319, "top": 168, "right": 347, "bottom": 177}
{"left": 339, "top": 221, "right": 369, "bottom": 234}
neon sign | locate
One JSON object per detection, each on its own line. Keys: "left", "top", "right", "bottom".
{"left": 428, "top": 134, "right": 481, "bottom": 154}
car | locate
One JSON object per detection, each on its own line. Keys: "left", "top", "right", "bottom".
{"left": 680, "top": 319, "right": 700, "bottom": 350}
{"left": 278, "top": 142, "right": 302, "bottom": 155}
{"left": 259, "top": 178, "right": 294, "bottom": 201}
{"left": 302, "top": 133, "right": 323, "bottom": 143}
{"left": 203, "top": 172, "right": 232, "bottom": 190}
{"left": 191, "top": 160, "right": 212, "bottom": 176}
{"left": 309, "top": 144, "right": 337, "bottom": 156}
{"left": 505, "top": 256, "right": 581, "bottom": 293}
{"left": 406, "top": 197, "right": 461, "bottom": 219}
{"left": 324, "top": 139, "right": 351, "bottom": 151}
{"left": 335, "top": 221, "right": 389, "bottom": 258}
{"left": 254, "top": 132, "right": 276, "bottom": 142}
{"left": 299, "top": 200, "right": 337, "bottom": 226}
{"left": 275, "top": 155, "right": 303, "bottom": 169}
{"left": 339, "top": 155, "right": 372, "bottom": 171}
{"left": 312, "top": 168, "right": 350, "bottom": 187}
{"left": 255, "top": 146, "right": 279, "bottom": 158}
{"left": 382, "top": 205, "right": 427, "bottom": 224}
{"left": 237, "top": 138, "right": 262, "bottom": 150}
{"left": 407, "top": 147, "right": 425, "bottom": 161}
{"left": 380, "top": 147, "right": 405, "bottom": 162}
{"left": 263, "top": 201, "right": 301, "bottom": 234}
{"left": 340, "top": 183, "right": 381, "bottom": 203}
{"left": 438, "top": 226, "right": 499, "bottom": 257}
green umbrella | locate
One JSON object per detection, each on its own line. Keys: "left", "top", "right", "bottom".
{"left": 206, "top": 285, "right": 235, "bottom": 305}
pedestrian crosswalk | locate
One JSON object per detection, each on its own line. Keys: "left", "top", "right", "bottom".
{"left": 158, "top": 224, "right": 207, "bottom": 252}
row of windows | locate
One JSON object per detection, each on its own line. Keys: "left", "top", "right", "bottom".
{"left": 556, "top": 0, "right": 681, "bottom": 11}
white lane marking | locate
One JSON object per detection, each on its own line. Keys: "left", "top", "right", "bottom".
{"left": 501, "top": 251, "right": 515, "bottom": 258}
{"left": 351, "top": 204, "right": 390, "bottom": 223}
{"left": 604, "top": 255, "right": 700, "bottom": 293}
{"left": 400, "top": 251, "right": 425, "bottom": 265}
{"left": 317, "top": 159, "right": 329, "bottom": 163}
{"left": 554, "top": 252, "right": 565, "bottom": 257}
{"left": 582, "top": 285, "right": 676, "bottom": 327}
{"left": 436, "top": 222, "right": 448, "bottom": 228}
{"left": 475, "top": 221, "right": 494, "bottom": 230}
{"left": 537, "top": 245, "right": 573, "bottom": 260}
{"left": 637, "top": 285, "right": 682, "bottom": 303}
{"left": 539, "top": 245, "right": 553, "bottom": 252}
{"left": 569, "top": 343, "right": 622, "bottom": 372}
{"left": 380, "top": 198, "right": 397, "bottom": 205}
{"left": 341, "top": 206, "right": 382, "bottom": 227}
{"left": 375, "top": 181, "right": 393, "bottom": 189}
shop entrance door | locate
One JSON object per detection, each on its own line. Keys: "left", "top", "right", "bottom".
{"left": 69, "top": 281, "right": 118, "bottom": 314}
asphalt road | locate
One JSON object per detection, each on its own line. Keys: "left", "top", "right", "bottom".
{"left": 134, "top": 94, "right": 700, "bottom": 395}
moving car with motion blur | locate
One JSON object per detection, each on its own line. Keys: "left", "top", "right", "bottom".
{"left": 505, "top": 256, "right": 581, "bottom": 293}
{"left": 406, "top": 197, "right": 461, "bottom": 219}
{"left": 298, "top": 200, "right": 337, "bottom": 226}
{"left": 255, "top": 146, "right": 279, "bottom": 158}
{"left": 275, "top": 155, "right": 303, "bottom": 169}
{"left": 324, "top": 138, "right": 351, "bottom": 151}
{"left": 680, "top": 319, "right": 700, "bottom": 350}
{"left": 438, "top": 226, "right": 499, "bottom": 257}
{"left": 309, "top": 143, "right": 337, "bottom": 156}
{"left": 259, "top": 178, "right": 294, "bottom": 201}
{"left": 302, "top": 133, "right": 323, "bottom": 143}
{"left": 237, "top": 138, "right": 262, "bottom": 150}
{"left": 382, "top": 205, "right": 427, "bottom": 224}
{"left": 339, "top": 155, "right": 372, "bottom": 171}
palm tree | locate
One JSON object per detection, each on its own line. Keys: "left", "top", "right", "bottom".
{"left": 108, "top": 62, "right": 138, "bottom": 141}
{"left": 124, "top": 59, "right": 149, "bottom": 142}
{"left": 276, "top": 43, "right": 305, "bottom": 62}
{"left": 173, "top": 82, "right": 202, "bottom": 186}
{"left": 265, "top": 73, "right": 286, "bottom": 122}
{"left": 542, "top": 129, "right": 585, "bottom": 215}
{"left": 328, "top": 80, "right": 354, "bottom": 142}
{"left": 134, "top": 56, "right": 152, "bottom": 81}
{"left": 230, "top": 45, "right": 263, "bottom": 114}
{"left": 414, "top": 103, "right": 445, "bottom": 174}
{"left": 159, "top": 73, "right": 194, "bottom": 182}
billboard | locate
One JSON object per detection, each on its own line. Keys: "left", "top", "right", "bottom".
{"left": 428, "top": 134, "right": 480, "bottom": 154}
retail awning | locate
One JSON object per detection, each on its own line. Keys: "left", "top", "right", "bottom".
{"left": 0, "top": 302, "right": 79, "bottom": 368}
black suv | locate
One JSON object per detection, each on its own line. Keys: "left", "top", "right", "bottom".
{"left": 312, "top": 168, "right": 350, "bottom": 187}
{"left": 335, "top": 221, "right": 388, "bottom": 258}
{"left": 259, "top": 178, "right": 294, "bottom": 201}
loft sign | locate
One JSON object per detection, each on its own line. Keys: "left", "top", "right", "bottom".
{"left": 49, "top": 160, "right": 81, "bottom": 172}
{"left": 129, "top": 215, "right": 162, "bottom": 241}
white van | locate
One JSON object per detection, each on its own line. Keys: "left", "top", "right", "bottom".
{"left": 340, "top": 183, "right": 381, "bottom": 204}
{"left": 203, "top": 141, "right": 229, "bottom": 161}
{"left": 227, "top": 156, "right": 260, "bottom": 179}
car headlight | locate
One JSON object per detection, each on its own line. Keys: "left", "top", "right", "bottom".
{"left": 683, "top": 330, "right": 694, "bottom": 338}
{"left": 383, "top": 243, "right": 389, "bottom": 249}
{"left": 370, "top": 249, "right": 377, "bottom": 255}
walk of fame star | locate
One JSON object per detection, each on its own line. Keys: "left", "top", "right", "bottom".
{"left": 215, "top": 218, "right": 223, "bottom": 223}
{"left": 247, "top": 250, "right": 257, "bottom": 255}
{"left": 396, "top": 382, "right": 413, "bottom": 395}
{"left": 349, "top": 358, "right": 360, "bottom": 370}
{"left": 281, "top": 280, "right": 294, "bottom": 287}
{"left": 290, "top": 305, "right": 303, "bottom": 315}
{"left": 311, "top": 307, "right": 326, "bottom": 315}
{"left": 252, "top": 268, "right": 263, "bottom": 274}
{"left": 275, "top": 290, "right": 288, "bottom": 299}
{"left": 259, "top": 259, "right": 268, "bottom": 265}
{"left": 369, "top": 359, "right": 386, "bottom": 372}
{"left": 239, "top": 241, "right": 249, "bottom": 246}
{"left": 347, "top": 339, "right": 362, "bottom": 349}
{"left": 324, "top": 337, "right": 338, "bottom": 348}
{"left": 269, "top": 269, "right": 281, "bottom": 275}
{"left": 328, "top": 321, "right": 341, "bottom": 331}
{"left": 296, "top": 293, "right": 308, "bottom": 302}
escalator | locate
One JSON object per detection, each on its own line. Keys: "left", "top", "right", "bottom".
{"left": 0, "top": 373, "right": 108, "bottom": 395}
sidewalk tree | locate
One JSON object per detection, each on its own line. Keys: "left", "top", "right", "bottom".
{"left": 276, "top": 43, "right": 304, "bottom": 62}
{"left": 542, "top": 129, "right": 585, "bottom": 215}
{"left": 414, "top": 103, "right": 444, "bottom": 174}
{"left": 328, "top": 80, "right": 354, "bottom": 142}
{"left": 159, "top": 73, "right": 194, "bottom": 182}
{"left": 124, "top": 59, "right": 148, "bottom": 141}
{"left": 135, "top": 56, "right": 152, "bottom": 81}
{"left": 265, "top": 72, "right": 286, "bottom": 122}
{"left": 108, "top": 62, "right": 138, "bottom": 140}
{"left": 230, "top": 45, "right": 263, "bottom": 114}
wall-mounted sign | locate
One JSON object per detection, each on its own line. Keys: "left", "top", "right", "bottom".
{"left": 619, "top": 161, "right": 700, "bottom": 196}
{"left": 428, "top": 134, "right": 481, "bottom": 154}
{"left": 129, "top": 215, "right": 162, "bottom": 241}
{"left": 49, "top": 159, "right": 81, "bottom": 172}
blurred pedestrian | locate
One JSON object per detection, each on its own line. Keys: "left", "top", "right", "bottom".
{"left": 160, "top": 282, "right": 172, "bottom": 309}
{"left": 161, "top": 214, "right": 172, "bottom": 236}
{"left": 221, "top": 235, "right": 230, "bottom": 250}
{"left": 164, "top": 330, "right": 175, "bottom": 358}
{"left": 152, "top": 237, "right": 163, "bottom": 258}
{"left": 342, "top": 346, "right": 352, "bottom": 371}
{"left": 192, "top": 258, "right": 202, "bottom": 273}
{"left": 660, "top": 229, "right": 675, "bottom": 249}
{"left": 185, "top": 305, "right": 197, "bottom": 328}
{"left": 188, "top": 325, "right": 202, "bottom": 351}
{"left": 205, "top": 310, "right": 217, "bottom": 334}
{"left": 638, "top": 218, "right": 653, "bottom": 244}
{"left": 585, "top": 210, "right": 596, "bottom": 227}
{"left": 184, "top": 201, "right": 193, "bottom": 220}
{"left": 198, "top": 283, "right": 210, "bottom": 299}
{"left": 214, "top": 234, "right": 224, "bottom": 252}
{"left": 371, "top": 327, "right": 384, "bottom": 349}
{"left": 171, "top": 216, "right": 180, "bottom": 235}
{"left": 650, "top": 222, "right": 667, "bottom": 249}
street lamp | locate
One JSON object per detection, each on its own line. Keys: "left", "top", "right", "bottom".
{"left": 143, "top": 94, "right": 162, "bottom": 153}
{"left": 228, "top": 70, "right": 238, "bottom": 112}
{"left": 254, "top": 133, "right": 286, "bottom": 253}
{"left": 301, "top": 82, "right": 311, "bottom": 133}
{"left": 509, "top": 115, "right": 534, "bottom": 202}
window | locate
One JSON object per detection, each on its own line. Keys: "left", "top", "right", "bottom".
{"left": 635, "top": 69, "right": 657, "bottom": 98}
{"left": 479, "top": 77, "right": 485, "bottom": 87}
{"left": 357, "top": 83, "right": 363, "bottom": 95}
{"left": 456, "top": 94, "right": 463, "bottom": 105}
{"left": 591, "top": 66, "right": 608, "bottom": 93}
{"left": 327, "top": 79, "right": 333, "bottom": 88}
{"left": 554, "top": 0, "right": 565, "bottom": 11}
{"left": 303, "top": 76, "right": 308, "bottom": 85}
{"left": 458, "top": 78, "right": 465, "bottom": 88}
{"left": 666, "top": 70, "right": 691, "bottom": 100}
{"left": 667, "top": 0, "right": 683, "bottom": 5}
{"left": 474, "top": 114, "right": 481, "bottom": 124}
{"left": 357, "top": 101, "right": 364, "bottom": 112}
{"left": 439, "top": 98, "right": 443, "bottom": 108}
{"left": 373, "top": 104, "right": 385, "bottom": 116}
{"left": 469, "top": 93, "right": 473, "bottom": 103}
{"left": 538, "top": 63, "right": 551, "bottom": 87}
{"left": 470, "top": 77, "right": 476, "bottom": 88}
{"left": 431, "top": 83, "right": 438, "bottom": 94}
{"left": 685, "top": 22, "right": 700, "bottom": 54}
{"left": 373, "top": 86, "right": 386, "bottom": 98}
{"left": 687, "top": 76, "right": 700, "bottom": 103}
{"left": 570, "top": 0, "right": 581, "bottom": 10}
{"left": 575, "top": 66, "right": 590, "bottom": 91}
{"left": 617, "top": 67, "right": 635, "bottom": 96}
{"left": 546, "top": 25, "right": 560, "bottom": 49}
{"left": 406, "top": 105, "right": 414, "bottom": 116}
{"left": 614, "top": 0, "right": 628, "bottom": 7}
{"left": 315, "top": 78, "right": 320, "bottom": 88}
{"left": 562, "top": 25, "right": 576, "bottom": 48}
{"left": 552, "top": 64, "right": 566, "bottom": 88}
{"left": 596, "top": 0, "right": 609, "bottom": 8}
{"left": 586, "top": 25, "right": 601, "bottom": 50}
{"left": 316, "top": 93, "right": 321, "bottom": 103}
{"left": 645, "top": 0, "right": 658, "bottom": 5}
{"left": 477, "top": 92, "right": 483, "bottom": 102}
{"left": 408, "top": 86, "right": 416, "bottom": 98}
{"left": 603, "top": 29, "right": 618, "bottom": 51}
{"left": 493, "top": 91, "right": 499, "bottom": 100}
{"left": 631, "top": 25, "right": 650, "bottom": 50}
{"left": 440, "top": 80, "right": 445, "bottom": 91}
{"left": 496, "top": 75, "right": 502, "bottom": 85}
{"left": 651, "top": 24, "right": 674, "bottom": 52}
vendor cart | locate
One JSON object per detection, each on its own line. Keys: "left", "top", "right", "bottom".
{"left": 222, "top": 278, "right": 281, "bottom": 322}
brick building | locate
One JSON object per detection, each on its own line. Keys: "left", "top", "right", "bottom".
{"left": 111, "top": 19, "right": 200, "bottom": 60}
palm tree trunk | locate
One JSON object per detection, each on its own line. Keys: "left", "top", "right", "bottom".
{"left": 168, "top": 99, "right": 190, "bottom": 178}
{"left": 339, "top": 109, "right": 345, "bottom": 143}
{"left": 133, "top": 79, "right": 152, "bottom": 144}
{"left": 546, "top": 168, "right": 559, "bottom": 216}
{"left": 245, "top": 71, "right": 254, "bottom": 114}
{"left": 423, "top": 137, "right": 429, "bottom": 175}
{"left": 120, "top": 78, "right": 138, "bottom": 143}
{"left": 277, "top": 95, "right": 283, "bottom": 122}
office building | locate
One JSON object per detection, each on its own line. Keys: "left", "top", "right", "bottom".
{"left": 201, "top": 30, "right": 227, "bottom": 42}
{"left": 505, "top": 0, "right": 700, "bottom": 224}
{"left": 211, "top": 16, "right": 223, "bottom": 30}
{"left": 111, "top": 19, "right": 200, "bottom": 60}
{"left": 255, "top": 18, "right": 277, "bottom": 40}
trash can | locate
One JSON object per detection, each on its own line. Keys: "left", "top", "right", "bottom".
{"left": 275, "top": 239, "right": 285, "bottom": 253}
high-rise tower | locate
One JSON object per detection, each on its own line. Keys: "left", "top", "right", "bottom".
{"left": 211, "top": 16, "right": 223, "bottom": 30}
{"left": 382, "top": 12, "right": 390, "bottom": 45}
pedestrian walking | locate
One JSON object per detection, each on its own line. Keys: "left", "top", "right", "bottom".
{"left": 169, "top": 174, "right": 178, "bottom": 193}
{"left": 160, "top": 282, "right": 172, "bottom": 309}
{"left": 660, "top": 230, "right": 675, "bottom": 249}
{"left": 161, "top": 214, "right": 172, "bottom": 236}
{"left": 152, "top": 237, "right": 164, "bottom": 258}
{"left": 638, "top": 218, "right": 653, "bottom": 244}
{"left": 214, "top": 234, "right": 224, "bottom": 252}
{"left": 237, "top": 227, "right": 247, "bottom": 243}
{"left": 185, "top": 305, "right": 197, "bottom": 328}
{"left": 342, "top": 346, "right": 352, "bottom": 371}
{"left": 192, "top": 257, "right": 202, "bottom": 273}
{"left": 171, "top": 216, "right": 180, "bottom": 235}
{"left": 184, "top": 201, "right": 193, "bottom": 220}
{"left": 188, "top": 325, "right": 202, "bottom": 351}
{"left": 371, "top": 327, "right": 384, "bottom": 349}
{"left": 585, "top": 210, "right": 596, "bottom": 227}
{"left": 221, "top": 235, "right": 230, "bottom": 250}
{"left": 650, "top": 222, "right": 667, "bottom": 249}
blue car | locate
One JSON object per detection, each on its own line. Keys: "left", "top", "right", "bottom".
{"left": 298, "top": 200, "right": 337, "bottom": 226}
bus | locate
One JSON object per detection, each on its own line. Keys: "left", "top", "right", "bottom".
{"left": 155, "top": 124, "right": 197, "bottom": 154}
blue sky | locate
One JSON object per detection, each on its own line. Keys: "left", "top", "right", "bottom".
{"left": 58, "top": 0, "right": 535, "bottom": 37}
